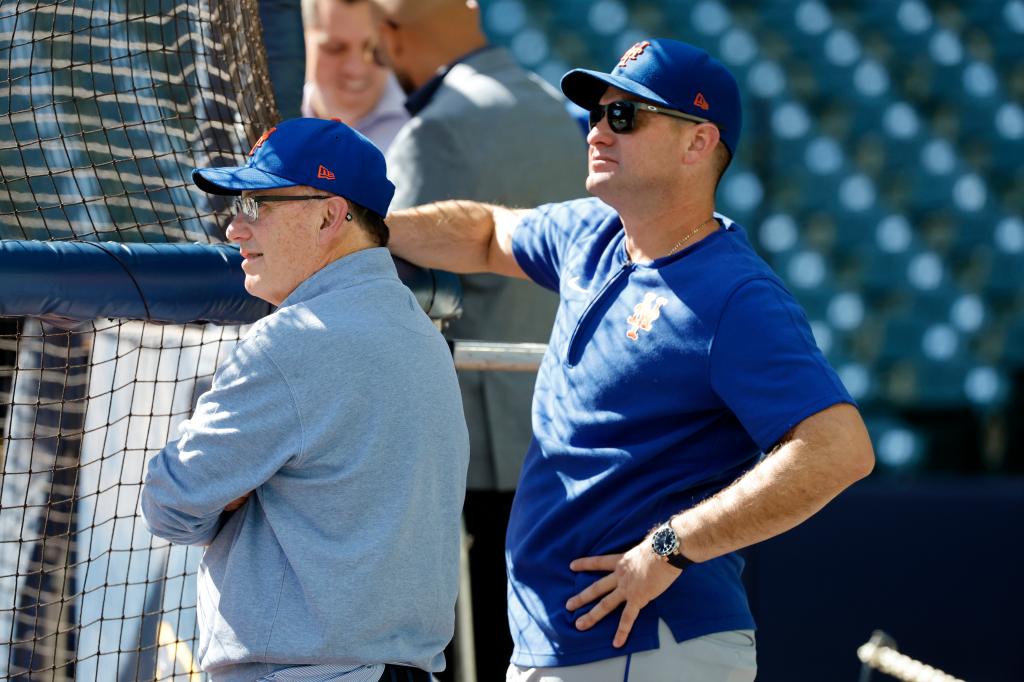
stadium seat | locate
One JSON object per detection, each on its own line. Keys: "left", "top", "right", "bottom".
{"left": 717, "top": 161, "right": 764, "bottom": 228}
{"left": 834, "top": 357, "right": 879, "bottom": 406}
{"left": 864, "top": 412, "right": 929, "bottom": 471}
{"left": 879, "top": 358, "right": 972, "bottom": 409}
{"left": 981, "top": 249, "right": 1024, "bottom": 303}
{"left": 1001, "top": 318, "right": 1024, "bottom": 367}
{"left": 772, "top": 247, "right": 834, "bottom": 294}
{"left": 853, "top": 246, "right": 932, "bottom": 298}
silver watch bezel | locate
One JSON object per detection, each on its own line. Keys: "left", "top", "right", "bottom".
{"left": 650, "top": 524, "right": 680, "bottom": 558}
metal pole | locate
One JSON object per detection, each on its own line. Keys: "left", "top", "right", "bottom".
{"left": 451, "top": 341, "right": 546, "bottom": 372}
{"left": 449, "top": 340, "right": 545, "bottom": 682}
{"left": 454, "top": 519, "right": 477, "bottom": 682}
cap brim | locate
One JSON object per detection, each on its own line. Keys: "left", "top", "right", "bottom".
{"left": 192, "top": 166, "right": 298, "bottom": 196}
{"left": 560, "top": 68, "right": 672, "bottom": 111}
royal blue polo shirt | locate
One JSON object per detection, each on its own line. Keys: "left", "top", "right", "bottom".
{"left": 507, "top": 197, "right": 853, "bottom": 667}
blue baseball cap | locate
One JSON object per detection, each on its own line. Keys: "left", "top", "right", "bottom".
{"left": 561, "top": 38, "right": 742, "bottom": 156}
{"left": 192, "top": 118, "right": 395, "bottom": 217}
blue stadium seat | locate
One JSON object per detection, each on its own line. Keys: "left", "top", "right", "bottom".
{"left": 834, "top": 357, "right": 879, "bottom": 406}
{"left": 1001, "top": 318, "right": 1024, "bottom": 367}
{"left": 879, "top": 358, "right": 972, "bottom": 409}
{"left": 981, "top": 249, "right": 1024, "bottom": 302}
{"left": 962, "top": 363, "right": 1010, "bottom": 408}
{"left": 853, "top": 245, "right": 952, "bottom": 299}
{"left": 717, "top": 161, "right": 764, "bottom": 228}
{"left": 874, "top": 315, "right": 960, "bottom": 365}
{"left": 772, "top": 247, "right": 835, "bottom": 294}
{"left": 864, "top": 412, "right": 929, "bottom": 472}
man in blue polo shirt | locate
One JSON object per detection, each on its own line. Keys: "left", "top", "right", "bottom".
{"left": 387, "top": 39, "right": 875, "bottom": 680}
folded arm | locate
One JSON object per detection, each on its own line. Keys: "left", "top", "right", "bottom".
{"left": 141, "top": 439, "right": 237, "bottom": 546}
{"left": 141, "top": 338, "right": 302, "bottom": 545}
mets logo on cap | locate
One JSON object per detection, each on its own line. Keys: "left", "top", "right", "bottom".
{"left": 618, "top": 41, "right": 651, "bottom": 68}
{"left": 249, "top": 127, "right": 276, "bottom": 156}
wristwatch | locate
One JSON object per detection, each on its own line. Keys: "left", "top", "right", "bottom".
{"left": 650, "top": 522, "right": 695, "bottom": 570}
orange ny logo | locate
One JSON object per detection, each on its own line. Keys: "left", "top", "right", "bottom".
{"left": 626, "top": 292, "right": 669, "bottom": 341}
{"left": 249, "top": 127, "right": 277, "bottom": 156}
{"left": 618, "top": 41, "right": 651, "bottom": 68}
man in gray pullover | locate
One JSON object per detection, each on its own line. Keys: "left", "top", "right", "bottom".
{"left": 141, "top": 118, "right": 469, "bottom": 681}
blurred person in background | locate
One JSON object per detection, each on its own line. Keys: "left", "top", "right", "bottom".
{"left": 369, "top": 0, "right": 586, "bottom": 677}
{"left": 384, "top": 38, "right": 875, "bottom": 681}
{"left": 301, "top": 0, "right": 408, "bottom": 150}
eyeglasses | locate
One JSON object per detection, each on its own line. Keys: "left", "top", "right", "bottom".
{"left": 589, "top": 100, "right": 716, "bottom": 134}
{"left": 232, "top": 195, "right": 331, "bottom": 223}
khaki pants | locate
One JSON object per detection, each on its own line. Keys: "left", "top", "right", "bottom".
{"left": 506, "top": 620, "right": 757, "bottom": 682}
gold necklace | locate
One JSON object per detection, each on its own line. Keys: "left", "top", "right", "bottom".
{"left": 663, "top": 216, "right": 716, "bottom": 258}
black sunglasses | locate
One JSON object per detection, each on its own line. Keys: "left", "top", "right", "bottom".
{"left": 589, "top": 100, "right": 716, "bottom": 134}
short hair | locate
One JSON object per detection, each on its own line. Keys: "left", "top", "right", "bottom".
{"left": 348, "top": 199, "right": 390, "bottom": 246}
{"left": 711, "top": 143, "right": 732, "bottom": 191}
{"left": 302, "top": 0, "right": 365, "bottom": 29}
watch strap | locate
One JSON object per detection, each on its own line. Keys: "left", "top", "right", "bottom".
{"left": 666, "top": 551, "right": 695, "bottom": 570}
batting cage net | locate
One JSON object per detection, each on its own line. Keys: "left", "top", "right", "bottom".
{"left": 1, "top": 0, "right": 279, "bottom": 678}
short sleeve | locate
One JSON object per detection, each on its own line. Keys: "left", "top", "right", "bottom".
{"left": 512, "top": 198, "right": 616, "bottom": 292}
{"left": 709, "top": 278, "right": 854, "bottom": 451}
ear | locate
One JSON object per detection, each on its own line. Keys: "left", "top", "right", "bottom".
{"left": 372, "top": 7, "right": 400, "bottom": 63}
{"left": 317, "top": 196, "right": 351, "bottom": 245}
{"left": 681, "top": 123, "right": 722, "bottom": 167}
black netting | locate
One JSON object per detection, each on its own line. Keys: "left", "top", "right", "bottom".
{"left": 1, "top": 319, "right": 247, "bottom": 680}
{"left": 1, "top": 1, "right": 277, "bottom": 677}
{"left": 0, "top": 0, "right": 278, "bottom": 242}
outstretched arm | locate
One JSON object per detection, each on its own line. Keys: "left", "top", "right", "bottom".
{"left": 387, "top": 200, "right": 531, "bottom": 279}
{"left": 568, "top": 402, "right": 874, "bottom": 647}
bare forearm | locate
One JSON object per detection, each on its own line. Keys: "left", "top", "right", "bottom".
{"left": 674, "top": 403, "right": 874, "bottom": 562}
{"left": 567, "top": 404, "right": 874, "bottom": 646}
{"left": 387, "top": 200, "right": 526, "bottom": 277}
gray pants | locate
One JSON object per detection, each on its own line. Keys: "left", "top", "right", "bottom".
{"left": 506, "top": 620, "right": 757, "bottom": 682}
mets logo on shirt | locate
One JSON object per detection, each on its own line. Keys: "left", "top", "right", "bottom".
{"left": 626, "top": 292, "right": 669, "bottom": 341}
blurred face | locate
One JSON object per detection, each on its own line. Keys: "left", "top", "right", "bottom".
{"left": 373, "top": 10, "right": 417, "bottom": 94}
{"left": 305, "top": 0, "right": 389, "bottom": 121}
{"left": 585, "top": 87, "right": 691, "bottom": 204}
{"left": 225, "top": 187, "right": 328, "bottom": 305}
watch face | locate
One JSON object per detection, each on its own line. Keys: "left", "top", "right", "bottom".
{"left": 651, "top": 526, "right": 679, "bottom": 557}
